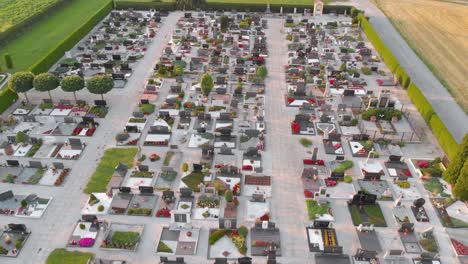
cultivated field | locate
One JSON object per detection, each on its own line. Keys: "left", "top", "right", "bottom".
{"left": 374, "top": 0, "right": 468, "bottom": 112}
{"left": 0, "top": 0, "right": 110, "bottom": 72}
{"left": 0, "top": 0, "right": 61, "bottom": 33}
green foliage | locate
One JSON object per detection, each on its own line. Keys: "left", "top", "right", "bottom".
{"left": 16, "top": 131, "right": 30, "bottom": 145}
{"left": 395, "top": 66, "right": 411, "bottom": 88}
{"left": 361, "top": 108, "right": 403, "bottom": 121}
{"left": 453, "top": 160, "right": 468, "bottom": 201}
{"left": 299, "top": 138, "right": 312, "bottom": 147}
{"left": 363, "top": 204, "right": 386, "bottom": 226}
{"left": 407, "top": 83, "right": 435, "bottom": 122}
{"left": 157, "top": 241, "right": 173, "bottom": 253}
{"left": 200, "top": 73, "right": 214, "bottom": 96}
{"left": 46, "top": 248, "right": 94, "bottom": 264}
{"left": 21, "top": 199, "right": 28, "bottom": 208}
{"left": 140, "top": 103, "right": 155, "bottom": 114}
{"left": 8, "top": 71, "right": 34, "bottom": 93}
{"left": 0, "top": 88, "right": 18, "bottom": 113}
{"left": 97, "top": 205, "right": 104, "bottom": 212}
{"left": 34, "top": 72, "right": 59, "bottom": 96}
{"left": 181, "top": 162, "right": 189, "bottom": 172}
{"left": 220, "top": 15, "right": 229, "bottom": 33}
{"left": 344, "top": 175, "right": 353, "bottom": 183}
{"left": 111, "top": 231, "right": 140, "bottom": 244}
{"left": 181, "top": 171, "right": 205, "bottom": 192}
{"left": 163, "top": 151, "right": 174, "bottom": 166}
{"left": 334, "top": 160, "right": 354, "bottom": 173}
{"left": 256, "top": 65, "right": 268, "bottom": 80}
{"left": 29, "top": 0, "right": 113, "bottom": 74}
{"left": 61, "top": 75, "right": 84, "bottom": 93}
{"left": 4, "top": 54, "right": 13, "bottom": 69}
{"left": 350, "top": 205, "right": 363, "bottom": 225}
{"left": 86, "top": 75, "right": 114, "bottom": 99}
{"left": 225, "top": 190, "right": 233, "bottom": 202}
{"left": 84, "top": 148, "right": 137, "bottom": 194}
{"left": 173, "top": 64, "right": 184, "bottom": 76}
{"left": 237, "top": 226, "right": 248, "bottom": 237}
{"left": 361, "top": 66, "right": 372, "bottom": 75}
{"left": 209, "top": 229, "right": 228, "bottom": 245}
{"left": 306, "top": 200, "right": 330, "bottom": 220}
{"left": 428, "top": 114, "right": 459, "bottom": 160}
{"left": 443, "top": 134, "right": 468, "bottom": 184}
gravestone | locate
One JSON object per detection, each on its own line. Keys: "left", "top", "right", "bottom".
{"left": 29, "top": 161, "right": 42, "bottom": 168}
{"left": 138, "top": 165, "right": 149, "bottom": 172}
{"left": 119, "top": 186, "right": 131, "bottom": 193}
{"left": 69, "top": 138, "right": 82, "bottom": 150}
{"left": 193, "top": 163, "right": 203, "bottom": 172}
{"left": 53, "top": 162, "right": 65, "bottom": 169}
{"left": 139, "top": 186, "right": 154, "bottom": 194}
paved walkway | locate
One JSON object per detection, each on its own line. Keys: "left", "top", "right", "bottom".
{"left": 336, "top": 0, "right": 468, "bottom": 142}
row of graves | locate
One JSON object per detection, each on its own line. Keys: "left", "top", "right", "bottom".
{"left": 0, "top": 190, "right": 52, "bottom": 219}
{"left": 151, "top": 12, "right": 280, "bottom": 260}
{"left": 50, "top": 10, "right": 163, "bottom": 84}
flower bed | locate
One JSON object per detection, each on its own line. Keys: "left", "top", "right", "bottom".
{"left": 78, "top": 237, "right": 95, "bottom": 247}
{"left": 54, "top": 168, "right": 70, "bottom": 186}
{"left": 130, "top": 171, "right": 154, "bottom": 178}
{"left": 196, "top": 196, "right": 220, "bottom": 208}
{"left": 127, "top": 208, "right": 152, "bottom": 216}
{"left": 451, "top": 239, "right": 468, "bottom": 255}
{"left": 208, "top": 227, "right": 248, "bottom": 255}
{"left": 156, "top": 208, "right": 171, "bottom": 218}
{"left": 303, "top": 159, "right": 324, "bottom": 165}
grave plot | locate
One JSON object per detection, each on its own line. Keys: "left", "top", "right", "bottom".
{"left": 358, "top": 179, "right": 393, "bottom": 201}
{"left": 302, "top": 168, "right": 324, "bottom": 198}
{"left": 411, "top": 198, "right": 430, "bottom": 222}
{"left": 0, "top": 224, "right": 30, "bottom": 258}
{"left": 356, "top": 223, "right": 382, "bottom": 254}
{"left": 116, "top": 131, "right": 141, "bottom": 146}
{"left": 208, "top": 226, "right": 248, "bottom": 259}
{"left": 180, "top": 164, "right": 211, "bottom": 192}
{"left": 193, "top": 113, "right": 213, "bottom": 132}
{"left": 144, "top": 117, "right": 173, "bottom": 146}
{"left": 100, "top": 223, "right": 144, "bottom": 252}
{"left": 12, "top": 104, "right": 35, "bottom": 116}
{"left": 127, "top": 192, "right": 158, "bottom": 216}
{"left": 306, "top": 220, "right": 340, "bottom": 253}
{"left": 285, "top": 84, "right": 317, "bottom": 108}
{"left": 13, "top": 116, "right": 57, "bottom": 135}
{"left": 291, "top": 114, "right": 315, "bottom": 135}
{"left": 86, "top": 104, "right": 109, "bottom": 118}
{"left": 188, "top": 132, "right": 213, "bottom": 148}
{"left": 123, "top": 166, "right": 155, "bottom": 189}
{"left": 0, "top": 166, "right": 24, "bottom": 184}
{"left": 244, "top": 175, "right": 271, "bottom": 198}
{"left": 155, "top": 168, "right": 177, "bottom": 190}
{"left": 398, "top": 222, "right": 422, "bottom": 254}
{"left": 306, "top": 199, "right": 332, "bottom": 221}
{"left": 16, "top": 167, "right": 45, "bottom": 185}
{"left": 0, "top": 116, "right": 19, "bottom": 134}
{"left": 410, "top": 158, "right": 450, "bottom": 197}
{"left": 214, "top": 129, "right": 236, "bottom": 149}
{"left": 177, "top": 109, "right": 192, "bottom": 130}
{"left": 418, "top": 229, "right": 439, "bottom": 253}
{"left": 81, "top": 193, "right": 111, "bottom": 215}
{"left": 245, "top": 192, "right": 270, "bottom": 222}
{"left": 160, "top": 96, "right": 181, "bottom": 116}
{"left": 40, "top": 165, "right": 70, "bottom": 186}
{"left": 126, "top": 116, "right": 148, "bottom": 133}
{"left": 242, "top": 147, "right": 262, "bottom": 172}
{"left": 348, "top": 191, "right": 387, "bottom": 227}
{"left": 156, "top": 190, "right": 176, "bottom": 218}
{"left": 349, "top": 140, "right": 376, "bottom": 158}
{"left": 250, "top": 221, "right": 281, "bottom": 256}
{"left": 213, "top": 165, "right": 242, "bottom": 195}
{"left": 15, "top": 194, "right": 52, "bottom": 219}
{"left": 67, "top": 219, "right": 100, "bottom": 248}
{"left": 447, "top": 229, "right": 468, "bottom": 256}
{"left": 431, "top": 198, "right": 468, "bottom": 228}
{"left": 322, "top": 138, "right": 344, "bottom": 155}
{"left": 239, "top": 129, "right": 265, "bottom": 151}
{"left": 54, "top": 138, "right": 85, "bottom": 160}
{"left": 393, "top": 205, "right": 413, "bottom": 225}
{"left": 390, "top": 179, "right": 421, "bottom": 201}
{"left": 193, "top": 191, "right": 221, "bottom": 220}
{"left": 157, "top": 227, "right": 200, "bottom": 256}
{"left": 358, "top": 160, "right": 385, "bottom": 181}
{"left": 109, "top": 190, "right": 133, "bottom": 215}
{"left": 384, "top": 147, "right": 413, "bottom": 178}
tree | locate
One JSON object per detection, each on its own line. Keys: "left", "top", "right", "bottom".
{"left": 86, "top": 75, "right": 114, "bottom": 100}
{"left": 15, "top": 131, "right": 29, "bottom": 145}
{"left": 220, "top": 16, "right": 229, "bottom": 33}
{"left": 200, "top": 73, "right": 213, "bottom": 96}
{"left": 256, "top": 65, "right": 268, "bottom": 80}
{"left": 34, "top": 73, "right": 59, "bottom": 101}
{"left": 61, "top": 75, "right": 85, "bottom": 103}
{"left": 453, "top": 160, "right": 468, "bottom": 201}
{"left": 173, "top": 65, "right": 184, "bottom": 76}
{"left": 8, "top": 72, "right": 34, "bottom": 103}
{"left": 4, "top": 54, "right": 13, "bottom": 69}
{"left": 443, "top": 134, "right": 468, "bottom": 184}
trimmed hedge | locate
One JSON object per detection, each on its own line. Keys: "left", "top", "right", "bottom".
{"left": 358, "top": 13, "right": 399, "bottom": 73}
{"left": 429, "top": 114, "right": 459, "bottom": 160}
{"left": 395, "top": 66, "right": 411, "bottom": 89}
{"left": 407, "top": 83, "right": 434, "bottom": 122}
{"left": 0, "top": 88, "right": 18, "bottom": 113}
{"left": 115, "top": 1, "right": 352, "bottom": 14}
{"left": 29, "top": 0, "right": 113, "bottom": 74}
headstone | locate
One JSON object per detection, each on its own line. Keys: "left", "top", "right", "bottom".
{"left": 53, "top": 162, "right": 65, "bottom": 169}
{"left": 69, "top": 138, "right": 82, "bottom": 150}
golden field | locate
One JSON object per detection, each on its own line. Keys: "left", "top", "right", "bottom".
{"left": 374, "top": 0, "right": 468, "bottom": 112}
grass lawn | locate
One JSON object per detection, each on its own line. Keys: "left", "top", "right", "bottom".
{"left": 306, "top": 199, "right": 330, "bottom": 220}
{"left": 1, "top": 0, "right": 110, "bottom": 72}
{"left": 450, "top": 217, "right": 468, "bottom": 228}
{"left": 84, "top": 147, "right": 138, "bottom": 194}
{"left": 424, "top": 178, "right": 450, "bottom": 197}
{"left": 373, "top": 0, "right": 468, "bottom": 112}
{"left": 349, "top": 205, "right": 363, "bottom": 225}
{"left": 363, "top": 204, "right": 386, "bottom": 226}
{"left": 182, "top": 171, "right": 206, "bottom": 192}
{"left": 46, "top": 248, "right": 94, "bottom": 264}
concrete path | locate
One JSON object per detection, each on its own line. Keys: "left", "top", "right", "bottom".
{"left": 335, "top": 0, "right": 468, "bottom": 142}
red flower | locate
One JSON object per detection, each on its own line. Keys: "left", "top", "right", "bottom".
{"left": 259, "top": 213, "right": 269, "bottom": 221}
{"left": 308, "top": 98, "right": 316, "bottom": 104}
{"left": 304, "top": 190, "right": 313, "bottom": 198}
{"left": 303, "top": 159, "right": 313, "bottom": 165}
{"left": 291, "top": 121, "right": 300, "bottom": 134}
{"left": 242, "top": 165, "right": 253, "bottom": 170}
{"left": 287, "top": 97, "right": 294, "bottom": 104}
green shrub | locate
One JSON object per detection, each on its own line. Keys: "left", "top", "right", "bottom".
{"left": 111, "top": 231, "right": 140, "bottom": 244}
{"left": 361, "top": 66, "right": 372, "bottom": 75}
{"left": 361, "top": 108, "right": 403, "bottom": 121}
{"left": 344, "top": 175, "right": 353, "bottom": 183}
{"left": 225, "top": 190, "right": 233, "bottom": 202}
{"left": 209, "top": 229, "right": 228, "bottom": 245}
{"left": 429, "top": 114, "right": 458, "bottom": 160}
{"left": 181, "top": 162, "right": 189, "bottom": 172}
{"left": 97, "top": 205, "right": 104, "bottom": 212}
{"left": 334, "top": 160, "right": 354, "bottom": 173}
{"left": 4, "top": 54, "right": 13, "bottom": 69}
{"left": 79, "top": 223, "right": 85, "bottom": 230}
{"left": 0, "top": 88, "right": 18, "bottom": 113}
{"left": 443, "top": 134, "right": 468, "bottom": 183}
{"left": 237, "top": 226, "right": 248, "bottom": 237}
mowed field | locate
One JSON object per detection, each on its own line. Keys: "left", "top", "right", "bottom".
{"left": 117, "top": 0, "right": 330, "bottom": 3}
{"left": 0, "top": 0, "right": 61, "bottom": 33}
{"left": 0, "top": 0, "right": 110, "bottom": 72}
{"left": 374, "top": 0, "right": 468, "bottom": 112}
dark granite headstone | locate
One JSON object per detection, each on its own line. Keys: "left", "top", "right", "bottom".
{"left": 29, "top": 161, "right": 42, "bottom": 168}
{"left": 53, "top": 162, "right": 65, "bottom": 169}
{"left": 69, "top": 138, "right": 82, "bottom": 150}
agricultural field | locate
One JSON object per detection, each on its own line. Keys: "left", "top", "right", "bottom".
{"left": 0, "top": 0, "right": 62, "bottom": 34}
{"left": 0, "top": 0, "right": 110, "bottom": 72}
{"left": 373, "top": 0, "right": 468, "bottom": 112}
{"left": 116, "top": 0, "right": 337, "bottom": 4}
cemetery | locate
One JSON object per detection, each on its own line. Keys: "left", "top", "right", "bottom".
{"left": 0, "top": 4, "right": 465, "bottom": 264}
